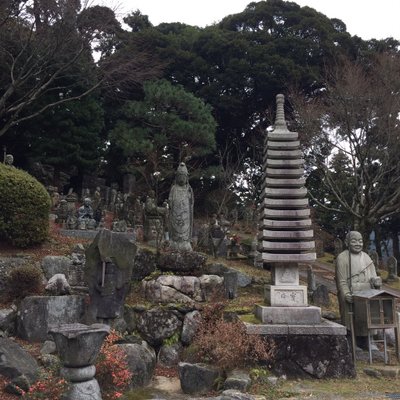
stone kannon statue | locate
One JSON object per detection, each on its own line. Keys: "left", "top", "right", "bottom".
{"left": 77, "top": 197, "right": 97, "bottom": 230}
{"left": 168, "top": 162, "right": 194, "bottom": 251}
{"left": 4, "top": 153, "right": 14, "bottom": 165}
{"left": 335, "top": 231, "right": 382, "bottom": 343}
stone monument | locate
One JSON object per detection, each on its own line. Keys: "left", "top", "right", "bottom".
{"left": 168, "top": 162, "right": 194, "bottom": 251}
{"left": 246, "top": 94, "right": 354, "bottom": 379}
{"left": 256, "top": 93, "right": 317, "bottom": 324}
{"left": 85, "top": 229, "right": 137, "bottom": 323}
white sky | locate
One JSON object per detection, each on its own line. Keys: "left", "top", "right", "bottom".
{"left": 99, "top": 0, "right": 400, "bottom": 41}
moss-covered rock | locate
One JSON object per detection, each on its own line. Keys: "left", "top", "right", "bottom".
{"left": 0, "top": 163, "right": 50, "bottom": 247}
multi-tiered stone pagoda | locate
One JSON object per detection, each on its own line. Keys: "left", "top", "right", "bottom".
{"left": 247, "top": 94, "right": 354, "bottom": 379}
{"left": 256, "top": 93, "right": 319, "bottom": 324}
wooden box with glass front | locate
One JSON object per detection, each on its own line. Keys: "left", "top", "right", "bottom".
{"left": 353, "top": 288, "right": 400, "bottom": 364}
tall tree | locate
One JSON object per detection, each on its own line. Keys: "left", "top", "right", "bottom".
{"left": 0, "top": 1, "right": 162, "bottom": 138}
{"left": 291, "top": 52, "right": 400, "bottom": 241}
{"left": 108, "top": 79, "right": 217, "bottom": 196}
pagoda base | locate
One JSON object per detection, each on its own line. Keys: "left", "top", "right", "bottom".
{"left": 265, "top": 284, "right": 308, "bottom": 307}
{"left": 255, "top": 305, "right": 321, "bottom": 325}
{"left": 245, "top": 319, "right": 355, "bottom": 379}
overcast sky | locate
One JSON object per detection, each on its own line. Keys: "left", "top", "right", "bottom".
{"left": 96, "top": 0, "right": 400, "bottom": 41}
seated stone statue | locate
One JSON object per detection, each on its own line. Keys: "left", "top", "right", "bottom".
{"left": 77, "top": 197, "right": 96, "bottom": 230}
{"left": 335, "top": 231, "right": 382, "bottom": 346}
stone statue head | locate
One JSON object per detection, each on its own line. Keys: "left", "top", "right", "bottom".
{"left": 345, "top": 231, "right": 363, "bottom": 254}
{"left": 176, "top": 162, "right": 188, "bottom": 186}
{"left": 83, "top": 197, "right": 92, "bottom": 207}
{"left": 4, "top": 154, "right": 13, "bottom": 165}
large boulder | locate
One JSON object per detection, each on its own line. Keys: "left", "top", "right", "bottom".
{"left": 41, "top": 256, "right": 71, "bottom": 280}
{"left": 0, "top": 307, "right": 17, "bottom": 335}
{"left": 142, "top": 275, "right": 202, "bottom": 304}
{"left": 17, "top": 295, "right": 86, "bottom": 342}
{"left": 136, "top": 308, "right": 182, "bottom": 347}
{"left": 118, "top": 340, "right": 156, "bottom": 387}
{"left": 181, "top": 310, "right": 202, "bottom": 346}
{"left": 157, "top": 343, "right": 183, "bottom": 367}
{"left": 132, "top": 248, "right": 157, "bottom": 280}
{"left": 0, "top": 337, "right": 39, "bottom": 382}
{"left": 179, "top": 362, "right": 221, "bottom": 395}
{"left": 158, "top": 251, "right": 206, "bottom": 273}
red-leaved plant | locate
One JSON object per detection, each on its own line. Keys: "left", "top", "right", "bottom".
{"left": 96, "top": 329, "right": 133, "bottom": 400}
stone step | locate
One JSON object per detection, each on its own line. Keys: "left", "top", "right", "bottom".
{"left": 261, "top": 208, "right": 311, "bottom": 219}
{"left": 263, "top": 198, "right": 309, "bottom": 209}
{"left": 263, "top": 187, "right": 308, "bottom": 198}
{"left": 261, "top": 218, "right": 313, "bottom": 229}
{"left": 263, "top": 177, "right": 306, "bottom": 188}
{"left": 266, "top": 149, "right": 303, "bottom": 159}
{"left": 260, "top": 229, "right": 314, "bottom": 240}
{"left": 261, "top": 240, "right": 315, "bottom": 251}
{"left": 265, "top": 168, "right": 304, "bottom": 178}
{"left": 261, "top": 252, "right": 317, "bottom": 262}
{"left": 267, "top": 140, "right": 300, "bottom": 150}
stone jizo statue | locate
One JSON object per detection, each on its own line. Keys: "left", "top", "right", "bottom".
{"left": 77, "top": 197, "right": 96, "bottom": 230}
{"left": 168, "top": 162, "right": 194, "bottom": 251}
{"left": 335, "top": 231, "right": 382, "bottom": 344}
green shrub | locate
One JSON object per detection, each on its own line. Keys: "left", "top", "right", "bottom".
{"left": 4, "top": 264, "right": 44, "bottom": 301}
{"left": 0, "top": 163, "right": 50, "bottom": 247}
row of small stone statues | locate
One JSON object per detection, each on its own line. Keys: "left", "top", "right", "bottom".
{"left": 52, "top": 163, "right": 195, "bottom": 252}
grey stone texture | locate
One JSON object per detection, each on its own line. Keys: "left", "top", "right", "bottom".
{"left": 157, "top": 342, "right": 183, "bottom": 366}
{"left": 223, "top": 370, "right": 251, "bottom": 391}
{"left": 179, "top": 362, "right": 221, "bottom": 395}
{"left": 119, "top": 340, "right": 157, "bottom": 387}
{"left": 136, "top": 308, "right": 182, "bottom": 347}
{"left": 17, "top": 295, "right": 86, "bottom": 342}
{"left": 41, "top": 255, "right": 71, "bottom": 280}
{"left": 45, "top": 273, "right": 72, "bottom": 295}
{"left": 181, "top": 310, "right": 202, "bottom": 346}
{"left": 0, "top": 337, "right": 39, "bottom": 382}
{"left": 0, "top": 307, "right": 16, "bottom": 334}
{"left": 132, "top": 248, "right": 157, "bottom": 280}
{"left": 157, "top": 251, "right": 206, "bottom": 273}
{"left": 262, "top": 334, "right": 355, "bottom": 378}
{"left": 85, "top": 229, "right": 137, "bottom": 321}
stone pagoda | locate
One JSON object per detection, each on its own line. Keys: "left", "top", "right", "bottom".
{"left": 256, "top": 93, "right": 319, "bottom": 324}
{"left": 246, "top": 94, "right": 354, "bottom": 379}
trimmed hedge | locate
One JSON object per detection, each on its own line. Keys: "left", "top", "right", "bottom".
{"left": 0, "top": 163, "right": 51, "bottom": 247}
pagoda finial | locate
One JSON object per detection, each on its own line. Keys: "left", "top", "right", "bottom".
{"left": 274, "top": 94, "right": 288, "bottom": 131}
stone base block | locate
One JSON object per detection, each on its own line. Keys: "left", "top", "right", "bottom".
{"left": 246, "top": 322, "right": 355, "bottom": 379}
{"left": 255, "top": 305, "right": 321, "bottom": 325}
{"left": 265, "top": 285, "right": 308, "bottom": 306}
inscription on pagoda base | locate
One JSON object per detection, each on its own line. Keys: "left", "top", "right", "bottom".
{"left": 255, "top": 305, "right": 321, "bottom": 325}
{"left": 265, "top": 284, "right": 308, "bottom": 307}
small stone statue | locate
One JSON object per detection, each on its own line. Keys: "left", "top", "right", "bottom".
{"left": 77, "top": 198, "right": 96, "bottom": 230}
{"left": 4, "top": 153, "right": 13, "bottom": 165}
{"left": 168, "top": 162, "right": 194, "bottom": 251}
{"left": 144, "top": 190, "right": 167, "bottom": 242}
{"left": 387, "top": 256, "right": 398, "bottom": 282}
{"left": 335, "top": 231, "right": 382, "bottom": 346}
